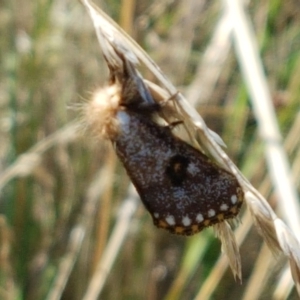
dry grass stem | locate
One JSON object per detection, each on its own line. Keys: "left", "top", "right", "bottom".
{"left": 46, "top": 162, "right": 121, "bottom": 300}
{"left": 223, "top": 0, "right": 300, "bottom": 233}
{"left": 214, "top": 222, "right": 241, "bottom": 281}
{"left": 241, "top": 243, "right": 273, "bottom": 300}
{"left": 82, "top": 185, "right": 139, "bottom": 300}
{"left": 185, "top": 7, "right": 232, "bottom": 105}
{"left": 46, "top": 226, "right": 85, "bottom": 300}
{"left": 0, "top": 123, "right": 78, "bottom": 191}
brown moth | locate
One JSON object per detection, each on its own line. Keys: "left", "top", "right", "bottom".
{"left": 85, "top": 52, "right": 244, "bottom": 236}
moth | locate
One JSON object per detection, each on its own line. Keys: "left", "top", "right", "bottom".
{"left": 85, "top": 52, "right": 244, "bottom": 236}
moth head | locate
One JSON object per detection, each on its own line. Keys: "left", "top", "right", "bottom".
{"left": 83, "top": 84, "right": 122, "bottom": 139}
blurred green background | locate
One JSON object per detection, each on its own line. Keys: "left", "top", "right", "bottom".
{"left": 0, "top": 0, "right": 299, "bottom": 299}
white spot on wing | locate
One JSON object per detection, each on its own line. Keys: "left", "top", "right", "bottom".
{"left": 187, "top": 163, "right": 199, "bottom": 175}
{"left": 208, "top": 209, "right": 216, "bottom": 217}
{"left": 231, "top": 195, "right": 237, "bottom": 204}
{"left": 153, "top": 213, "right": 159, "bottom": 218}
{"left": 196, "top": 214, "right": 204, "bottom": 223}
{"left": 182, "top": 216, "right": 191, "bottom": 226}
{"left": 166, "top": 215, "right": 175, "bottom": 225}
{"left": 220, "top": 204, "right": 228, "bottom": 211}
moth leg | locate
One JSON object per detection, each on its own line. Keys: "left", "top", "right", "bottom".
{"left": 160, "top": 91, "right": 180, "bottom": 107}
{"left": 168, "top": 120, "right": 183, "bottom": 130}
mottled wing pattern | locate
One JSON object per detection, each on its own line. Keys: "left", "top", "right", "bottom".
{"left": 114, "top": 110, "right": 243, "bottom": 235}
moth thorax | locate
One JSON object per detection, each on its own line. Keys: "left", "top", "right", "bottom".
{"left": 85, "top": 84, "right": 122, "bottom": 139}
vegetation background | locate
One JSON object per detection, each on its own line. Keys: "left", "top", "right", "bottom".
{"left": 0, "top": 0, "right": 299, "bottom": 299}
